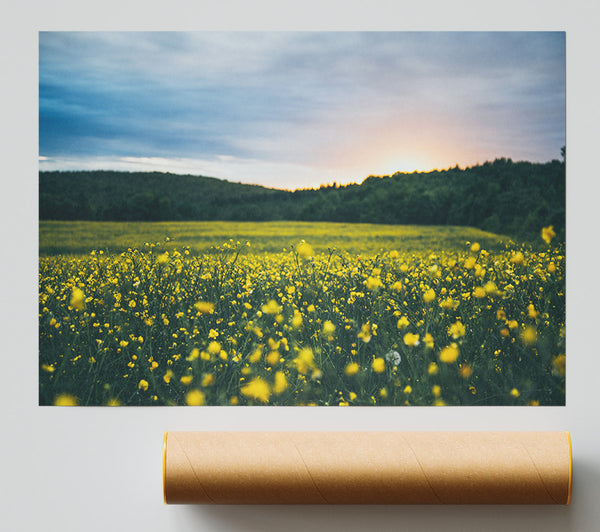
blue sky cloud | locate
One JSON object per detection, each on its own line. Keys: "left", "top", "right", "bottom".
{"left": 39, "top": 31, "right": 565, "bottom": 189}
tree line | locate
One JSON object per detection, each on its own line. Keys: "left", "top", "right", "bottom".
{"left": 39, "top": 156, "right": 565, "bottom": 240}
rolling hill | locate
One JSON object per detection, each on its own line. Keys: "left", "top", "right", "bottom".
{"left": 39, "top": 157, "right": 565, "bottom": 240}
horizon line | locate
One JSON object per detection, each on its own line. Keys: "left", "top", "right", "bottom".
{"left": 38, "top": 154, "right": 565, "bottom": 193}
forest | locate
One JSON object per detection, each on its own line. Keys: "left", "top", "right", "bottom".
{"left": 39, "top": 156, "right": 565, "bottom": 240}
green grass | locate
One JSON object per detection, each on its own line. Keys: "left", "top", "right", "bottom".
{"left": 39, "top": 220, "right": 514, "bottom": 256}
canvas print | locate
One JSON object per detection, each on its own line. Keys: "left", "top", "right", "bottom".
{"left": 38, "top": 32, "right": 566, "bottom": 406}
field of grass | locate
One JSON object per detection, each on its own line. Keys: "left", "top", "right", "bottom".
{"left": 39, "top": 221, "right": 565, "bottom": 406}
{"left": 39, "top": 220, "right": 513, "bottom": 256}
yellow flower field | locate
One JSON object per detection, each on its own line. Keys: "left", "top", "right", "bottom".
{"left": 39, "top": 221, "right": 565, "bottom": 406}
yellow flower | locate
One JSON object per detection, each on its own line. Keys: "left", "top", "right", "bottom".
{"left": 484, "top": 281, "right": 498, "bottom": 295}
{"left": 322, "top": 320, "right": 336, "bottom": 336}
{"left": 240, "top": 377, "right": 272, "bottom": 403}
{"left": 552, "top": 354, "right": 566, "bottom": 376}
{"left": 54, "top": 393, "right": 78, "bottom": 406}
{"left": 358, "top": 322, "right": 372, "bottom": 343}
{"left": 473, "top": 286, "right": 486, "bottom": 299}
{"left": 424, "top": 333, "right": 434, "bottom": 349}
{"left": 249, "top": 346, "right": 263, "bottom": 363}
{"left": 106, "top": 398, "right": 121, "bottom": 406}
{"left": 541, "top": 225, "right": 556, "bottom": 244}
{"left": 273, "top": 371, "right": 288, "bottom": 395}
{"left": 510, "top": 251, "right": 525, "bottom": 265}
{"left": 366, "top": 276, "right": 382, "bottom": 290}
{"left": 510, "top": 388, "right": 520, "bottom": 398}
{"left": 439, "top": 297, "right": 459, "bottom": 310}
{"left": 201, "top": 373, "right": 215, "bottom": 387}
{"left": 392, "top": 281, "right": 403, "bottom": 292}
{"left": 527, "top": 304, "right": 539, "bottom": 319}
{"left": 448, "top": 321, "right": 465, "bottom": 339}
{"left": 403, "top": 332, "right": 420, "bottom": 347}
{"left": 439, "top": 343, "right": 459, "bottom": 364}
{"left": 41, "top": 364, "right": 55, "bottom": 373}
{"left": 345, "top": 362, "right": 360, "bottom": 376}
{"left": 266, "top": 350, "right": 280, "bottom": 366}
{"left": 194, "top": 301, "right": 215, "bottom": 314}
{"left": 470, "top": 242, "right": 480, "bottom": 252}
{"left": 180, "top": 375, "right": 193, "bottom": 385}
{"left": 379, "top": 387, "right": 388, "bottom": 399}
{"left": 427, "top": 362, "right": 439, "bottom": 375}
{"left": 208, "top": 329, "right": 219, "bottom": 339}
{"left": 296, "top": 241, "right": 314, "bottom": 258}
{"left": 372, "top": 357, "right": 385, "bottom": 373}
{"left": 403, "top": 385, "right": 412, "bottom": 395}
{"left": 292, "top": 310, "right": 303, "bottom": 329}
{"left": 268, "top": 337, "right": 281, "bottom": 352}
{"left": 163, "top": 370, "right": 174, "bottom": 384}
{"left": 520, "top": 326, "right": 537, "bottom": 346}
{"left": 187, "top": 348, "right": 200, "bottom": 361}
{"left": 186, "top": 389, "right": 206, "bottom": 406}
{"left": 432, "top": 385, "right": 441, "bottom": 398}
{"left": 396, "top": 316, "right": 409, "bottom": 329}
{"left": 138, "top": 379, "right": 149, "bottom": 391}
{"left": 464, "top": 256, "right": 476, "bottom": 269}
{"left": 207, "top": 341, "right": 221, "bottom": 355}
{"left": 70, "top": 287, "right": 85, "bottom": 311}
{"left": 459, "top": 364, "right": 473, "bottom": 378}
{"left": 422, "top": 288, "right": 435, "bottom": 303}
{"left": 294, "top": 347, "right": 315, "bottom": 375}
{"left": 262, "top": 299, "right": 282, "bottom": 314}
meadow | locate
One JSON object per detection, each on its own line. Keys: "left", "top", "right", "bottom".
{"left": 39, "top": 221, "right": 565, "bottom": 406}
{"left": 39, "top": 220, "right": 511, "bottom": 256}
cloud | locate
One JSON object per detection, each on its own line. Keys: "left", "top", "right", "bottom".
{"left": 39, "top": 31, "right": 565, "bottom": 187}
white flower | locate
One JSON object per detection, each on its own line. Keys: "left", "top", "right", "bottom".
{"left": 385, "top": 350, "right": 401, "bottom": 366}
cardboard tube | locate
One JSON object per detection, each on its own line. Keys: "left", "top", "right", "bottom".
{"left": 163, "top": 431, "right": 572, "bottom": 505}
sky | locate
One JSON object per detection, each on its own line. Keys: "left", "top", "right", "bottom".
{"left": 39, "top": 31, "right": 565, "bottom": 190}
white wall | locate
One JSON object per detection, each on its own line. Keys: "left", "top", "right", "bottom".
{"left": 2, "top": 2, "right": 599, "bottom": 530}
